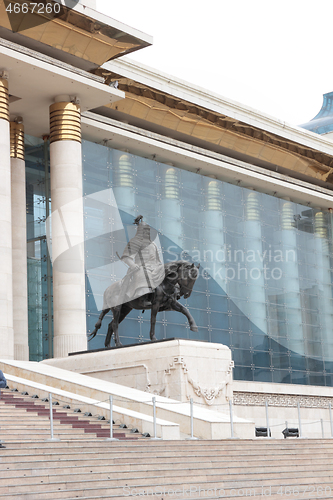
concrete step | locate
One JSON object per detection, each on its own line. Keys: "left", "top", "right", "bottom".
{"left": 1, "top": 475, "right": 332, "bottom": 495}
{"left": 1, "top": 454, "right": 332, "bottom": 473}
{"left": 2, "top": 439, "right": 333, "bottom": 451}
{"left": 1, "top": 388, "right": 333, "bottom": 500}
{"left": 3, "top": 445, "right": 333, "bottom": 461}
{"left": 1, "top": 477, "right": 333, "bottom": 500}
{"left": 2, "top": 462, "right": 333, "bottom": 487}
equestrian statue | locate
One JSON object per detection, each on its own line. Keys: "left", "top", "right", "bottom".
{"left": 88, "top": 215, "right": 200, "bottom": 347}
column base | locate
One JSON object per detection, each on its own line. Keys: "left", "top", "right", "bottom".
{"left": 14, "top": 343, "right": 29, "bottom": 361}
{"left": 54, "top": 335, "right": 87, "bottom": 359}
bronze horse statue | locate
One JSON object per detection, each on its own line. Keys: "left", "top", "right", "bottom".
{"left": 88, "top": 261, "right": 200, "bottom": 347}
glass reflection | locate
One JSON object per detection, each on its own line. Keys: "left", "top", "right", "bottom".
{"left": 82, "top": 140, "right": 333, "bottom": 386}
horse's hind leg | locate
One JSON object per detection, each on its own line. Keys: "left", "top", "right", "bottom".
{"left": 105, "top": 321, "right": 114, "bottom": 348}
{"left": 88, "top": 308, "right": 110, "bottom": 341}
{"left": 105, "top": 305, "right": 132, "bottom": 348}
{"left": 149, "top": 289, "right": 163, "bottom": 342}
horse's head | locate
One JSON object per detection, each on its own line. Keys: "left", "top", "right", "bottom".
{"left": 175, "top": 262, "right": 200, "bottom": 299}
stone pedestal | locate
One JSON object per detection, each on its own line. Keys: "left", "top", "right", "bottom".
{"left": 43, "top": 339, "right": 234, "bottom": 411}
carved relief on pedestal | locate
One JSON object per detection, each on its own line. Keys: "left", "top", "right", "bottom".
{"left": 164, "top": 356, "right": 234, "bottom": 406}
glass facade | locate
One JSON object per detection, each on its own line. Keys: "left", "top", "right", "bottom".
{"left": 25, "top": 135, "right": 53, "bottom": 361}
{"left": 82, "top": 140, "right": 333, "bottom": 386}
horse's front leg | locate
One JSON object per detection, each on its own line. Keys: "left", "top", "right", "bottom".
{"left": 171, "top": 300, "right": 198, "bottom": 332}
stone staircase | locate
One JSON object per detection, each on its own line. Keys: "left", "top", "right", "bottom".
{"left": 1, "top": 388, "right": 333, "bottom": 499}
{"left": 0, "top": 388, "right": 144, "bottom": 443}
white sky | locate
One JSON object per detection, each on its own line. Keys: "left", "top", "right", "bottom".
{"left": 96, "top": 0, "right": 333, "bottom": 128}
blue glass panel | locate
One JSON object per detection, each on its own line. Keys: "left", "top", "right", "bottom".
{"left": 210, "top": 329, "right": 230, "bottom": 345}
{"left": 232, "top": 348, "right": 253, "bottom": 366}
{"left": 307, "top": 357, "right": 324, "bottom": 372}
{"left": 190, "top": 327, "right": 210, "bottom": 342}
{"left": 231, "top": 331, "right": 252, "bottom": 350}
{"left": 290, "top": 371, "right": 308, "bottom": 385}
{"left": 289, "top": 353, "right": 307, "bottom": 371}
{"left": 209, "top": 294, "right": 228, "bottom": 312}
{"left": 324, "top": 361, "right": 333, "bottom": 374}
{"left": 165, "top": 324, "right": 189, "bottom": 339}
{"left": 271, "top": 353, "right": 290, "bottom": 370}
{"left": 307, "top": 373, "right": 326, "bottom": 386}
{"left": 253, "top": 368, "right": 273, "bottom": 382}
{"left": 253, "top": 351, "right": 271, "bottom": 368}
{"left": 233, "top": 366, "right": 254, "bottom": 381}
{"left": 272, "top": 370, "right": 291, "bottom": 384}
{"left": 252, "top": 334, "right": 270, "bottom": 350}
{"left": 230, "top": 314, "right": 251, "bottom": 333}
{"left": 187, "top": 291, "right": 209, "bottom": 309}
{"left": 209, "top": 312, "right": 228, "bottom": 330}
{"left": 207, "top": 278, "right": 226, "bottom": 295}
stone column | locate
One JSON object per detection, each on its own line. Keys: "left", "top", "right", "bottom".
{"left": 159, "top": 166, "right": 182, "bottom": 250}
{"left": 280, "top": 200, "right": 303, "bottom": 349}
{"left": 49, "top": 97, "right": 87, "bottom": 357}
{"left": 313, "top": 210, "right": 333, "bottom": 359}
{"left": 10, "top": 120, "right": 29, "bottom": 360}
{"left": 243, "top": 190, "right": 267, "bottom": 334}
{"left": 0, "top": 75, "right": 14, "bottom": 359}
{"left": 112, "top": 151, "right": 135, "bottom": 212}
{"left": 200, "top": 177, "right": 225, "bottom": 286}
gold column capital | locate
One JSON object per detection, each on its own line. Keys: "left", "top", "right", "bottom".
{"left": 114, "top": 153, "right": 134, "bottom": 188}
{"left": 0, "top": 78, "right": 9, "bottom": 122}
{"left": 49, "top": 101, "right": 81, "bottom": 144}
{"left": 10, "top": 121, "right": 24, "bottom": 160}
{"left": 163, "top": 167, "right": 179, "bottom": 199}
{"left": 245, "top": 191, "right": 260, "bottom": 221}
{"left": 314, "top": 210, "right": 327, "bottom": 239}
{"left": 281, "top": 201, "right": 294, "bottom": 230}
{"left": 206, "top": 179, "right": 222, "bottom": 211}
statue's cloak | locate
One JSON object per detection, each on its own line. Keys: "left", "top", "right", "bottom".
{"left": 103, "top": 242, "right": 165, "bottom": 309}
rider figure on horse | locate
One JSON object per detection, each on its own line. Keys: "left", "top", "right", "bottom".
{"left": 117, "top": 215, "right": 165, "bottom": 307}
{"left": 89, "top": 216, "right": 199, "bottom": 347}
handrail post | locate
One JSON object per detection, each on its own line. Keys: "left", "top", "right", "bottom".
{"left": 265, "top": 400, "right": 271, "bottom": 438}
{"left": 45, "top": 392, "right": 60, "bottom": 442}
{"left": 186, "top": 398, "right": 197, "bottom": 440}
{"left": 297, "top": 402, "right": 303, "bottom": 438}
{"left": 49, "top": 393, "right": 54, "bottom": 440}
{"left": 151, "top": 396, "right": 160, "bottom": 440}
{"left": 153, "top": 396, "right": 157, "bottom": 438}
{"left": 229, "top": 399, "right": 234, "bottom": 438}
{"left": 106, "top": 395, "right": 118, "bottom": 441}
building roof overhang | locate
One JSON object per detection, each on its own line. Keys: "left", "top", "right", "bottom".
{"left": 81, "top": 111, "right": 333, "bottom": 211}
{"left": 0, "top": 38, "right": 124, "bottom": 137}
{"left": 94, "top": 58, "right": 333, "bottom": 188}
{"left": 0, "top": 0, "right": 152, "bottom": 71}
